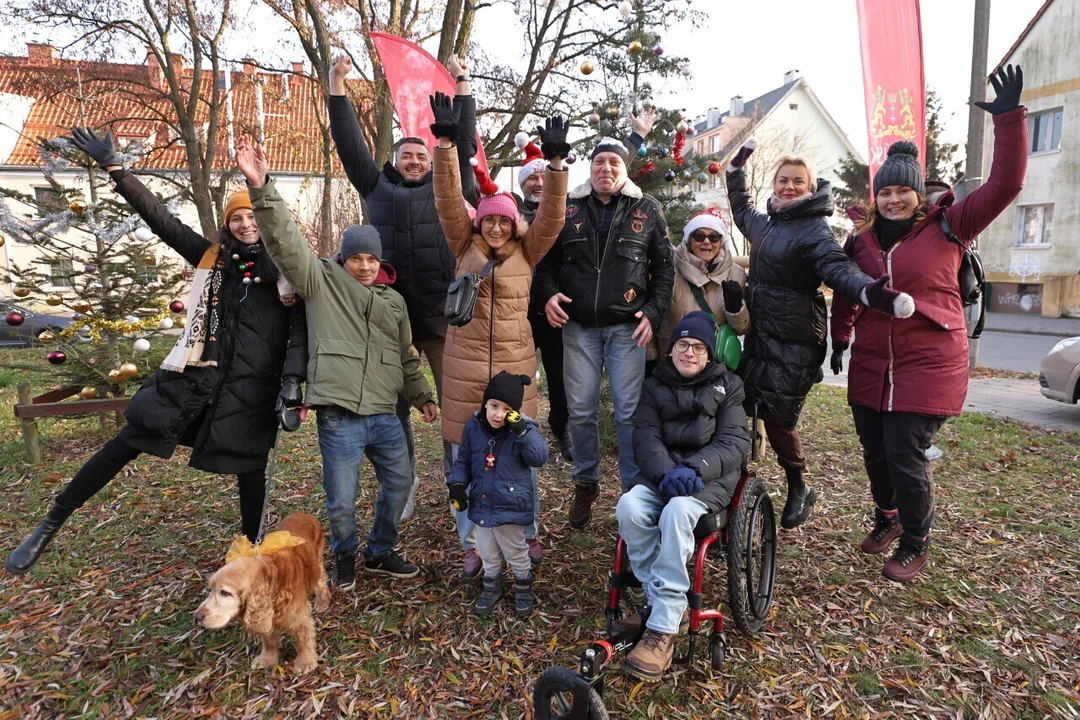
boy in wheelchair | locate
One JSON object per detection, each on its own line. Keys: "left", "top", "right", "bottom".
{"left": 615, "top": 311, "right": 751, "bottom": 682}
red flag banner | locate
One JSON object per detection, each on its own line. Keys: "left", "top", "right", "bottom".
{"left": 856, "top": 0, "right": 926, "bottom": 189}
{"left": 370, "top": 32, "right": 489, "bottom": 174}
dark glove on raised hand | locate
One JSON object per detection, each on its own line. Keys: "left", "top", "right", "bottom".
{"left": 428, "top": 91, "right": 461, "bottom": 140}
{"left": 863, "top": 275, "right": 915, "bottom": 318}
{"left": 537, "top": 116, "right": 571, "bottom": 161}
{"left": 728, "top": 139, "right": 758, "bottom": 170}
{"left": 276, "top": 376, "right": 304, "bottom": 431}
{"left": 830, "top": 342, "right": 847, "bottom": 376}
{"left": 659, "top": 465, "right": 704, "bottom": 498}
{"left": 975, "top": 64, "right": 1023, "bottom": 115}
{"left": 505, "top": 410, "right": 528, "bottom": 438}
{"left": 720, "top": 280, "right": 744, "bottom": 314}
{"left": 448, "top": 482, "right": 469, "bottom": 512}
{"left": 71, "top": 127, "right": 121, "bottom": 168}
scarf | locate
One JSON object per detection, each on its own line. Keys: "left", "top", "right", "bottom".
{"left": 161, "top": 244, "right": 223, "bottom": 372}
{"left": 874, "top": 213, "right": 917, "bottom": 252}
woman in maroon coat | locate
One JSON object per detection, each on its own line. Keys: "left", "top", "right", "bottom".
{"left": 830, "top": 65, "right": 1027, "bottom": 583}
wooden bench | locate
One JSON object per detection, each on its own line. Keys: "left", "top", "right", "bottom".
{"left": 14, "top": 382, "right": 130, "bottom": 464}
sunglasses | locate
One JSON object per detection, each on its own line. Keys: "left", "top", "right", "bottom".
{"left": 690, "top": 232, "right": 722, "bottom": 243}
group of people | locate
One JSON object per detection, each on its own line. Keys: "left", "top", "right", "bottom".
{"left": 5, "top": 47, "right": 1027, "bottom": 683}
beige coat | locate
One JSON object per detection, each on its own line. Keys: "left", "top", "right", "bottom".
{"left": 651, "top": 241, "right": 750, "bottom": 360}
{"left": 433, "top": 145, "right": 567, "bottom": 443}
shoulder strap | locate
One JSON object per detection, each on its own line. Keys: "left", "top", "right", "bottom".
{"left": 687, "top": 282, "right": 715, "bottom": 318}
{"left": 478, "top": 258, "right": 502, "bottom": 278}
{"left": 938, "top": 213, "right": 961, "bottom": 246}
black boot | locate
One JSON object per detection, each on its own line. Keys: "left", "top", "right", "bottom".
{"left": 513, "top": 572, "right": 535, "bottom": 617}
{"left": 780, "top": 471, "right": 816, "bottom": 530}
{"left": 474, "top": 575, "right": 504, "bottom": 616}
{"left": 5, "top": 501, "right": 77, "bottom": 575}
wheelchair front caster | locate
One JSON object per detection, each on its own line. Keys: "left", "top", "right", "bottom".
{"left": 710, "top": 637, "right": 726, "bottom": 671}
{"left": 533, "top": 666, "right": 609, "bottom": 720}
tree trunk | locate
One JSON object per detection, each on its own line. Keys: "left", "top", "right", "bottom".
{"left": 437, "top": 0, "right": 463, "bottom": 64}
{"left": 454, "top": 0, "right": 475, "bottom": 56}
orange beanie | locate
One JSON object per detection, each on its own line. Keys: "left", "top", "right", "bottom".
{"left": 223, "top": 190, "right": 253, "bottom": 225}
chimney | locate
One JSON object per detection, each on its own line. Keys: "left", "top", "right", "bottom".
{"left": 26, "top": 43, "right": 57, "bottom": 67}
{"left": 168, "top": 53, "right": 185, "bottom": 77}
{"left": 291, "top": 61, "right": 305, "bottom": 74}
{"left": 242, "top": 57, "right": 257, "bottom": 76}
{"left": 730, "top": 95, "right": 744, "bottom": 117}
{"left": 706, "top": 107, "right": 722, "bottom": 126}
{"left": 784, "top": 69, "right": 801, "bottom": 84}
{"left": 146, "top": 49, "right": 164, "bottom": 90}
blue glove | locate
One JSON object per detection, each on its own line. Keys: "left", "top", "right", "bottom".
{"left": 659, "top": 466, "right": 704, "bottom": 498}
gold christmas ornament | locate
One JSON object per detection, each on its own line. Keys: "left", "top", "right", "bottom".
{"left": 38, "top": 330, "right": 56, "bottom": 343}
{"left": 72, "top": 299, "right": 92, "bottom": 313}
{"left": 119, "top": 362, "right": 139, "bottom": 378}
{"left": 607, "top": 106, "right": 621, "bottom": 118}
{"left": 580, "top": 61, "right": 594, "bottom": 75}
{"left": 628, "top": 40, "right": 643, "bottom": 55}
{"left": 69, "top": 200, "right": 88, "bottom": 214}
{"left": 142, "top": 257, "right": 156, "bottom": 266}
{"left": 45, "top": 293, "right": 63, "bottom": 306}
{"left": 0, "top": 235, "right": 5, "bottom": 248}
{"left": 13, "top": 287, "right": 31, "bottom": 298}
{"left": 79, "top": 386, "right": 99, "bottom": 400}
{"left": 108, "top": 368, "right": 124, "bottom": 383}
{"left": 176, "top": 315, "right": 187, "bottom": 328}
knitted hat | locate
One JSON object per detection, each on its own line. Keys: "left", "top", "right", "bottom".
{"left": 223, "top": 190, "right": 253, "bottom": 225}
{"left": 472, "top": 160, "right": 520, "bottom": 226}
{"left": 483, "top": 371, "right": 532, "bottom": 411}
{"left": 682, "top": 208, "right": 729, "bottom": 244}
{"left": 591, "top": 136, "right": 630, "bottom": 164}
{"left": 339, "top": 224, "right": 382, "bottom": 261}
{"left": 667, "top": 310, "right": 716, "bottom": 360}
{"left": 873, "top": 141, "right": 925, "bottom": 196}
{"left": 517, "top": 140, "right": 547, "bottom": 189}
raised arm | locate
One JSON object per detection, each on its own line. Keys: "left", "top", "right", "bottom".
{"left": 432, "top": 144, "right": 475, "bottom": 257}
{"left": 521, "top": 116, "right": 570, "bottom": 266}
{"left": 328, "top": 54, "right": 381, "bottom": 198}
{"left": 725, "top": 164, "right": 772, "bottom": 244}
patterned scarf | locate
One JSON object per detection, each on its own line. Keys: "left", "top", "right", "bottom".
{"left": 161, "top": 244, "right": 224, "bottom": 372}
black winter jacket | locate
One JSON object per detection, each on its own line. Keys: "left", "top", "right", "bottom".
{"left": 726, "top": 168, "right": 871, "bottom": 429}
{"left": 533, "top": 176, "right": 674, "bottom": 330}
{"left": 109, "top": 169, "right": 307, "bottom": 474}
{"left": 631, "top": 359, "right": 750, "bottom": 513}
{"left": 329, "top": 95, "right": 479, "bottom": 342}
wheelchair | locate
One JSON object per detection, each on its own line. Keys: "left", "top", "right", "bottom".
{"left": 533, "top": 470, "right": 777, "bottom": 719}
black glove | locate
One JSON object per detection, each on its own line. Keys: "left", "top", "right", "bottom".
{"left": 720, "top": 280, "right": 744, "bottom": 314}
{"left": 428, "top": 92, "right": 461, "bottom": 140}
{"left": 975, "top": 64, "right": 1023, "bottom": 115}
{"left": 70, "top": 127, "right": 121, "bottom": 168}
{"left": 830, "top": 342, "right": 847, "bottom": 376}
{"left": 448, "top": 482, "right": 469, "bottom": 512}
{"left": 276, "top": 376, "right": 303, "bottom": 431}
{"left": 537, "top": 116, "right": 571, "bottom": 161}
{"left": 505, "top": 410, "right": 528, "bottom": 438}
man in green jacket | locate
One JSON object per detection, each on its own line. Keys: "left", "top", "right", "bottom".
{"left": 237, "top": 137, "right": 436, "bottom": 589}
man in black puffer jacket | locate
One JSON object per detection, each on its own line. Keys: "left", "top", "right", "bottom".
{"left": 616, "top": 311, "right": 750, "bottom": 682}
{"left": 328, "top": 52, "right": 479, "bottom": 518}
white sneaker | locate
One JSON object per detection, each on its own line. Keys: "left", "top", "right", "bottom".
{"left": 399, "top": 477, "right": 421, "bottom": 524}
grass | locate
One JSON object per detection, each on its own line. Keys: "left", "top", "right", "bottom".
{"left": 0, "top": 345, "right": 1079, "bottom": 718}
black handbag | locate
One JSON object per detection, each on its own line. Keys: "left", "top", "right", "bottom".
{"left": 444, "top": 258, "right": 501, "bottom": 327}
{"left": 938, "top": 214, "right": 986, "bottom": 340}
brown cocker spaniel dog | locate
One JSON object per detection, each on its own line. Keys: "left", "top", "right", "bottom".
{"left": 194, "top": 513, "right": 331, "bottom": 673}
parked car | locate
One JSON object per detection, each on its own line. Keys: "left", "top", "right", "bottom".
{"left": 1039, "top": 336, "right": 1080, "bottom": 404}
{"left": 0, "top": 303, "right": 92, "bottom": 346}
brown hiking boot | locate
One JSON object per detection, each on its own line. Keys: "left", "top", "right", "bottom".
{"left": 611, "top": 608, "right": 689, "bottom": 635}
{"left": 568, "top": 483, "right": 600, "bottom": 529}
{"left": 883, "top": 538, "right": 930, "bottom": 583}
{"left": 860, "top": 510, "right": 903, "bottom": 554}
{"left": 623, "top": 628, "right": 676, "bottom": 682}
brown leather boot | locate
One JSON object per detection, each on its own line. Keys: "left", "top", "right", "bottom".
{"left": 883, "top": 537, "right": 930, "bottom": 583}
{"left": 860, "top": 509, "right": 903, "bottom": 554}
{"left": 568, "top": 483, "right": 600, "bottom": 529}
{"left": 623, "top": 628, "right": 676, "bottom": 682}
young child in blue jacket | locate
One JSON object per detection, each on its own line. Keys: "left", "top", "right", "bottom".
{"left": 447, "top": 371, "right": 549, "bottom": 617}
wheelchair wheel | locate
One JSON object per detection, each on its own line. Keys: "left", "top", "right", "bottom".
{"left": 726, "top": 475, "right": 777, "bottom": 635}
{"left": 710, "top": 636, "right": 726, "bottom": 671}
{"left": 533, "top": 667, "right": 609, "bottom": 720}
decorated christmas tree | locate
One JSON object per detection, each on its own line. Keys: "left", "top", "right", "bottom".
{"left": 0, "top": 138, "right": 187, "bottom": 398}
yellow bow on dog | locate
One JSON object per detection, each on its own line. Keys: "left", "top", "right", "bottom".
{"left": 226, "top": 531, "right": 306, "bottom": 564}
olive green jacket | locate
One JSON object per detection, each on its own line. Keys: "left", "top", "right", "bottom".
{"left": 249, "top": 179, "right": 432, "bottom": 415}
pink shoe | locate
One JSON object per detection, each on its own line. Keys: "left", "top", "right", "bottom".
{"left": 462, "top": 548, "right": 482, "bottom": 579}
{"left": 526, "top": 538, "right": 543, "bottom": 567}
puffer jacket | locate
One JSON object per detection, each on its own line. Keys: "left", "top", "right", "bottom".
{"left": 726, "top": 169, "right": 872, "bottom": 429}
{"left": 831, "top": 108, "right": 1027, "bottom": 417}
{"left": 532, "top": 176, "right": 674, "bottom": 331}
{"left": 108, "top": 169, "right": 307, "bottom": 475}
{"left": 652, "top": 241, "right": 750, "bottom": 361}
{"left": 433, "top": 144, "right": 567, "bottom": 443}
{"left": 328, "top": 95, "right": 479, "bottom": 342}
{"left": 630, "top": 359, "right": 751, "bottom": 513}
{"left": 448, "top": 412, "right": 549, "bottom": 528}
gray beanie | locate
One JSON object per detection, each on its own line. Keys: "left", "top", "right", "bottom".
{"left": 873, "top": 141, "right": 925, "bottom": 196}
{"left": 339, "top": 225, "right": 382, "bottom": 261}
{"left": 591, "top": 136, "right": 630, "bottom": 164}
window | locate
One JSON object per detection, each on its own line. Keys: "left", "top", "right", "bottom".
{"left": 33, "top": 186, "right": 63, "bottom": 217}
{"left": 1028, "top": 109, "right": 1063, "bottom": 154}
{"left": 47, "top": 258, "right": 74, "bottom": 287}
{"left": 137, "top": 257, "right": 159, "bottom": 285}
{"left": 710, "top": 135, "right": 718, "bottom": 153}
{"left": 789, "top": 103, "right": 799, "bottom": 110}
{"left": 1015, "top": 204, "right": 1053, "bottom": 247}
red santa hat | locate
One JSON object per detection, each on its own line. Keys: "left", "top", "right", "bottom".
{"left": 471, "top": 158, "right": 520, "bottom": 226}
{"left": 682, "top": 207, "right": 729, "bottom": 244}
{"left": 517, "top": 138, "right": 547, "bottom": 189}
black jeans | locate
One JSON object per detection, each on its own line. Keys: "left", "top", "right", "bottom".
{"left": 850, "top": 404, "right": 946, "bottom": 540}
{"left": 55, "top": 429, "right": 267, "bottom": 542}
{"left": 530, "top": 314, "right": 568, "bottom": 436}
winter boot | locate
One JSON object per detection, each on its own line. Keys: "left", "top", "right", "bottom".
{"left": 780, "top": 470, "right": 816, "bottom": 530}
{"left": 568, "top": 483, "right": 600, "bottom": 529}
{"left": 860, "top": 508, "right": 903, "bottom": 554}
{"left": 474, "top": 575, "right": 505, "bottom": 616}
{"left": 623, "top": 628, "right": 677, "bottom": 682}
{"left": 883, "top": 535, "right": 930, "bottom": 583}
{"left": 513, "top": 572, "right": 535, "bottom": 617}
{"left": 556, "top": 429, "right": 574, "bottom": 464}
{"left": 5, "top": 501, "right": 77, "bottom": 575}
{"left": 333, "top": 552, "right": 357, "bottom": 591}
{"left": 525, "top": 538, "right": 543, "bottom": 567}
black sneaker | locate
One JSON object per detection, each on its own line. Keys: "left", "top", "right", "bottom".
{"left": 334, "top": 553, "right": 356, "bottom": 591}
{"left": 363, "top": 550, "right": 420, "bottom": 579}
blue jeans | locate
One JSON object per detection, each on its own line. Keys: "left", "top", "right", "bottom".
{"left": 562, "top": 320, "right": 645, "bottom": 490}
{"left": 616, "top": 485, "right": 709, "bottom": 635}
{"left": 450, "top": 443, "right": 540, "bottom": 549}
{"left": 317, "top": 409, "right": 412, "bottom": 559}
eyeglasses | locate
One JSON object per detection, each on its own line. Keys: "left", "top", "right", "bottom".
{"left": 690, "top": 232, "right": 722, "bottom": 243}
{"left": 674, "top": 339, "right": 709, "bottom": 356}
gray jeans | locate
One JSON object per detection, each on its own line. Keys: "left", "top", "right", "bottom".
{"left": 475, "top": 523, "right": 531, "bottom": 579}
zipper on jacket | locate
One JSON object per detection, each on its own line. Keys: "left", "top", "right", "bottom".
{"left": 883, "top": 241, "right": 905, "bottom": 412}
{"left": 489, "top": 264, "right": 496, "bottom": 379}
{"left": 594, "top": 199, "right": 628, "bottom": 324}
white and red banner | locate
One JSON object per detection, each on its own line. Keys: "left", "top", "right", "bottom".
{"left": 370, "top": 32, "right": 489, "bottom": 173}
{"left": 855, "top": 0, "right": 926, "bottom": 187}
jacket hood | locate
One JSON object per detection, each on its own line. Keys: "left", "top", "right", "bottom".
{"left": 674, "top": 240, "right": 732, "bottom": 287}
{"left": 767, "top": 179, "right": 834, "bottom": 220}
{"left": 568, "top": 175, "right": 644, "bottom": 200}
{"left": 375, "top": 261, "right": 397, "bottom": 285}
{"left": 382, "top": 160, "right": 432, "bottom": 188}
{"left": 653, "top": 356, "right": 727, "bottom": 386}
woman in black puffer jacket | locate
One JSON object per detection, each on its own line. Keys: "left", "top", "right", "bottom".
{"left": 725, "top": 142, "right": 913, "bottom": 531}
{"left": 5, "top": 129, "right": 307, "bottom": 576}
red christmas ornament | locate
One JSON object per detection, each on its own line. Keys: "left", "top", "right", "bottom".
{"left": 672, "top": 132, "right": 686, "bottom": 167}
{"left": 5, "top": 311, "right": 24, "bottom": 326}
{"left": 708, "top": 162, "right": 721, "bottom": 174}
{"left": 47, "top": 350, "right": 67, "bottom": 365}
{"left": 169, "top": 300, "right": 186, "bottom": 313}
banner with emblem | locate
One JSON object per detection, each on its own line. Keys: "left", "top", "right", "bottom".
{"left": 855, "top": 0, "right": 926, "bottom": 187}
